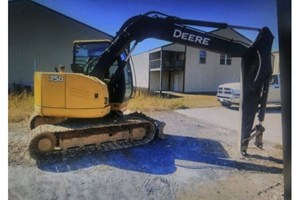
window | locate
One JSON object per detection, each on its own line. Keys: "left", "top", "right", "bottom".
{"left": 199, "top": 50, "right": 206, "bottom": 64}
{"left": 149, "top": 51, "right": 162, "bottom": 69}
{"left": 72, "top": 41, "right": 110, "bottom": 74}
{"left": 149, "top": 51, "right": 161, "bottom": 60}
{"left": 176, "top": 52, "right": 185, "bottom": 61}
{"left": 220, "top": 54, "right": 232, "bottom": 65}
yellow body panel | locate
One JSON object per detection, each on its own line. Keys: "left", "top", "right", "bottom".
{"left": 42, "top": 73, "right": 66, "bottom": 108}
{"left": 34, "top": 72, "right": 111, "bottom": 118}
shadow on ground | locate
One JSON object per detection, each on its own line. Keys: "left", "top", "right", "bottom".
{"left": 37, "top": 134, "right": 283, "bottom": 174}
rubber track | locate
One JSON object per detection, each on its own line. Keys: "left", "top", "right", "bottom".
{"left": 29, "top": 112, "right": 165, "bottom": 159}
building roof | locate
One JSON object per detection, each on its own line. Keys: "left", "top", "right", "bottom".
{"left": 9, "top": 0, "right": 113, "bottom": 39}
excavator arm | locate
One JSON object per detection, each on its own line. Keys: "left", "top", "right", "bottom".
{"left": 90, "top": 11, "right": 274, "bottom": 155}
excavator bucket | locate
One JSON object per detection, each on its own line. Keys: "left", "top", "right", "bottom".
{"left": 239, "top": 27, "right": 274, "bottom": 155}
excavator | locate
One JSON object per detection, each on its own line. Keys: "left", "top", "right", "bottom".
{"left": 29, "top": 11, "right": 273, "bottom": 158}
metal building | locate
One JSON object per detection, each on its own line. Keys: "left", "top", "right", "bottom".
{"left": 132, "top": 28, "right": 254, "bottom": 93}
{"left": 9, "top": 0, "right": 112, "bottom": 87}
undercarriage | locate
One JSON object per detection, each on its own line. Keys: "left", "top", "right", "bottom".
{"left": 29, "top": 112, "right": 165, "bottom": 159}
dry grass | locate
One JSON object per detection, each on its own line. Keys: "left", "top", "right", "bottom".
{"left": 8, "top": 91, "right": 220, "bottom": 123}
{"left": 128, "top": 91, "right": 220, "bottom": 112}
{"left": 128, "top": 92, "right": 185, "bottom": 111}
{"left": 8, "top": 93, "right": 34, "bottom": 123}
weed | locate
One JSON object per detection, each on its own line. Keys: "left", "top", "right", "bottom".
{"left": 8, "top": 93, "right": 34, "bottom": 123}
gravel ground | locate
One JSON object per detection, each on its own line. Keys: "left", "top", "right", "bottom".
{"left": 8, "top": 110, "right": 284, "bottom": 200}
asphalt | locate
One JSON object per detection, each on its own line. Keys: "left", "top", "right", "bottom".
{"left": 175, "top": 106, "right": 282, "bottom": 145}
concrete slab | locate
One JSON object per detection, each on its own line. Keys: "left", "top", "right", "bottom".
{"left": 176, "top": 106, "right": 282, "bottom": 145}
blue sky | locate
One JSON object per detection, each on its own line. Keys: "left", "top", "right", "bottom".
{"left": 34, "top": 0, "right": 278, "bottom": 54}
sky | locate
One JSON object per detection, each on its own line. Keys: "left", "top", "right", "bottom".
{"left": 33, "top": 0, "right": 279, "bottom": 54}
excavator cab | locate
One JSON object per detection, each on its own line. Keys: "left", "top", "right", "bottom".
{"left": 71, "top": 39, "right": 134, "bottom": 108}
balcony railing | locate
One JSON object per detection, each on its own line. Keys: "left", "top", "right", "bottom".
{"left": 149, "top": 51, "right": 185, "bottom": 70}
{"left": 149, "top": 60, "right": 184, "bottom": 70}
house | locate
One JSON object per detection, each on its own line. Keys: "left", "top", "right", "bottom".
{"left": 8, "top": 0, "right": 112, "bottom": 88}
{"left": 132, "top": 28, "right": 277, "bottom": 93}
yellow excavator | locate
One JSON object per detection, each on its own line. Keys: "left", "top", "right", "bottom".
{"left": 29, "top": 11, "right": 274, "bottom": 158}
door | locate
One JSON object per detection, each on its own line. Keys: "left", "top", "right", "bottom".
{"left": 173, "top": 74, "right": 179, "bottom": 92}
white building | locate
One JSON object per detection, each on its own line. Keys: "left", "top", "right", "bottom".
{"left": 132, "top": 28, "right": 278, "bottom": 93}
{"left": 9, "top": 0, "right": 112, "bottom": 88}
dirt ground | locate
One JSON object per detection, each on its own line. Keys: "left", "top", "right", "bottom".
{"left": 8, "top": 111, "right": 284, "bottom": 200}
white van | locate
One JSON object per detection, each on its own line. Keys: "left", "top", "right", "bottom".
{"left": 216, "top": 74, "right": 281, "bottom": 107}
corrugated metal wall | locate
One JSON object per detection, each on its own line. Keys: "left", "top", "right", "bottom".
{"left": 9, "top": 1, "right": 112, "bottom": 86}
